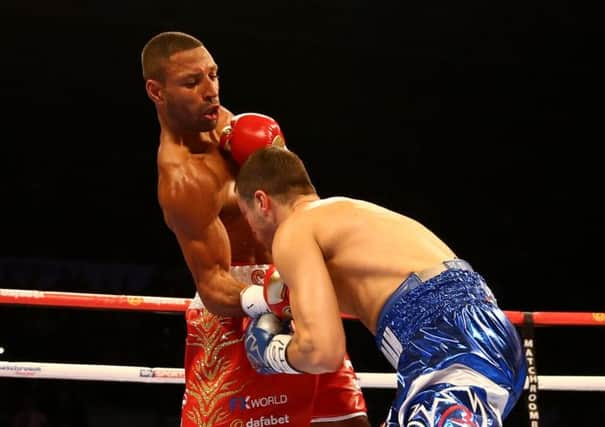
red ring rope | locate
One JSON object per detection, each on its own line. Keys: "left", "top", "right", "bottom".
{"left": 1, "top": 288, "right": 604, "bottom": 326}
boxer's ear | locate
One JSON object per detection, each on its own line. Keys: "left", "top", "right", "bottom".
{"left": 146, "top": 79, "right": 163, "bottom": 104}
{"left": 255, "top": 191, "right": 271, "bottom": 214}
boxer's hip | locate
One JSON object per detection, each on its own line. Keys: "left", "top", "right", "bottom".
{"left": 184, "top": 264, "right": 272, "bottom": 362}
{"left": 181, "top": 369, "right": 318, "bottom": 427}
{"left": 374, "top": 259, "right": 494, "bottom": 362}
{"left": 374, "top": 259, "right": 526, "bottom": 415}
{"left": 181, "top": 264, "right": 368, "bottom": 425}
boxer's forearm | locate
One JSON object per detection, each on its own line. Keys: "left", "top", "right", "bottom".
{"left": 198, "top": 269, "right": 273, "bottom": 317}
{"left": 197, "top": 269, "right": 248, "bottom": 317}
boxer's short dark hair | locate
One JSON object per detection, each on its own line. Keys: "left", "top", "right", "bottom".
{"left": 141, "top": 31, "right": 203, "bottom": 81}
{"left": 236, "top": 147, "right": 316, "bottom": 204}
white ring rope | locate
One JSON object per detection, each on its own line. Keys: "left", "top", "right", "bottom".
{"left": 1, "top": 361, "right": 604, "bottom": 391}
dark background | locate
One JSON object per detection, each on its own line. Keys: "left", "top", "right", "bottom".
{"left": 1, "top": 0, "right": 604, "bottom": 425}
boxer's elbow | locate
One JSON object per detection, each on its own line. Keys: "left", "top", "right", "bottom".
{"left": 297, "top": 336, "right": 346, "bottom": 374}
{"left": 307, "top": 349, "right": 346, "bottom": 374}
{"left": 201, "top": 297, "right": 232, "bottom": 317}
{"left": 317, "top": 351, "right": 347, "bottom": 373}
{"left": 197, "top": 284, "right": 245, "bottom": 317}
{"left": 195, "top": 267, "right": 250, "bottom": 317}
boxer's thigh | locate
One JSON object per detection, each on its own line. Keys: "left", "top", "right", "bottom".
{"left": 311, "top": 355, "right": 369, "bottom": 425}
{"left": 403, "top": 383, "right": 502, "bottom": 427}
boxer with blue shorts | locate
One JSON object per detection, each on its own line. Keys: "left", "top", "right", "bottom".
{"left": 234, "top": 147, "right": 528, "bottom": 427}
{"left": 376, "top": 260, "right": 526, "bottom": 426}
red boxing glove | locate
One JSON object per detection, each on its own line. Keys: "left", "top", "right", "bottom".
{"left": 263, "top": 265, "right": 292, "bottom": 320}
{"left": 219, "top": 112, "right": 286, "bottom": 165}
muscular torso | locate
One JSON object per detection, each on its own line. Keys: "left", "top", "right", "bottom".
{"left": 288, "top": 197, "right": 456, "bottom": 333}
{"left": 157, "top": 109, "right": 269, "bottom": 303}
{"left": 220, "top": 206, "right": 272, "bottom": 264}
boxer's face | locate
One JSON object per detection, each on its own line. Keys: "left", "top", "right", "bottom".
{"left": 238, "top": 197, "right": 275, "bottom": 250}
{"left": 161, "top": 47, "right": 220, "bottom": 132}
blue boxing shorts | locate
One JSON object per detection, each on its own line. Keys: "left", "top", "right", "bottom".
{"left": 374, "top": 259, "right": 526, "bottom": 427}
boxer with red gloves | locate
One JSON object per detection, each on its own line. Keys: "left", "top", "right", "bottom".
{"left": 143, "top": 32, "right": 369, "bottom": 427}
{"left": 220, "top": 115, "right": 292, "bottom": 319}
{"left": 219, "top": 114, "right": 291, "bottom": 318}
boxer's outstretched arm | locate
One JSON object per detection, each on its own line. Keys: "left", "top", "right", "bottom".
{"left": 272, "top": 219, "right": 346, "bottom": 374}
{"left": 158, "top": 159, "right": 250, "bottom": 317}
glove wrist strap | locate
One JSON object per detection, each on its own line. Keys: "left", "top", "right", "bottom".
{"left": 240, "top": 285, "right": 271, "bottom": 317}
{"left": 266, "top": 334, "right": 301, "bottom": 374}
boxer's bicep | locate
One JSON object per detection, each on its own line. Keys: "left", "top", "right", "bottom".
{"left": 158, "top": 161, "right": 222, "bottom": 239}
{"left": 273, "top": 221, "right": 346, "bottom": 372}
{"left": 158, "top": 162, "right": 247, "bottom": 317}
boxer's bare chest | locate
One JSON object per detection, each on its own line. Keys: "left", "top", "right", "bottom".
{"left": 192, "top": 147, "right": 268, "bottom": 263}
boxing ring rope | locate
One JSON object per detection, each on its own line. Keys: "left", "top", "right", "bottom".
{"left": 2, "top": 288, "right": 605, "bottom": 326}
{"left": 1, "top": 361, "right": 604, "bottom": 391}
{"left": 2, "top": 286, "right": 604, "bottom": 427}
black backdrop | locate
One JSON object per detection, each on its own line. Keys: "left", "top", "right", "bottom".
{"left": 1, "top": 0, "right": 604, "bottom": 425}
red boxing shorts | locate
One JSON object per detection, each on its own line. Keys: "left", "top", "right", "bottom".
{"left": 181, "top": 265, "right": 367, "bottom": 427}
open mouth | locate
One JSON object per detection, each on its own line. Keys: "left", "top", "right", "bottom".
{"left": 203, "top": 105, "right": 219, "bottom": 120}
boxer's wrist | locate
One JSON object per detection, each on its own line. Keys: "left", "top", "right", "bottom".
{"left": 240, "top": 285, "right": 271, "bottom": 317}
{"left": 265, "top": 334, "right": 301, "bottom": 374}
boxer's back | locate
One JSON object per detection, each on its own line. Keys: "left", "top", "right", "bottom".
{"left": 281, "top": 197, "right": 456, "bottom": 333}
